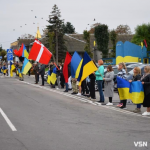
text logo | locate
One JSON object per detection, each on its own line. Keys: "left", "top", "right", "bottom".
{"left": 134, "top": 141, "right": 148, "bottom": 147}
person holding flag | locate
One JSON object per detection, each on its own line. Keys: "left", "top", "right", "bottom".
{"left": 116, "top": 62, "right": 127, "bottom": 109}
{"left": 95, "top": 60, "right": 105, "bottom": 103}
{"left": 129, "top": 67, "right": 142, "bottom": 113}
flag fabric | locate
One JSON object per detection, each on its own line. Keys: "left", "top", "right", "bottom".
{"left": 14, "top": 44, "right": 24, "bottom": 57}
{"left": 50, "top": 67, "right": 57, "bottom": 84}
{"left": 2, "top": 66, "right": 7, "bottom": 74}
{"left": 47, "top": 75, "right": 51, "bottom": 84}
{"left": 22, "top": 45, "right": 29, "bottom": 59}
{"left": 28, "top": 40, "right": 52, "bottom": 65}
{"left": 71, "top": 51, "right": 82, "bottom": 78}
{"left": 129, "top": 81, "right": 144, "bottom": 104}
{"left": 77, "top": 52, "right": 97, "bottom": 86}
{"left": 144, "top": 39, "right": 148, "bottom": 48}
{"left": 63, "top": 52, "right": 72, "bottom": 83}
{"left": 10, "top": 62, "right": 15, "bottom": 77}
{"left": 141, "top": 42, "right": 143, "bottom": 49}
{"left": 18, "top": 68, "right": 22, "bottom": 78}
{"left": 21, "top": 58, "right": 32, "bottom": 75}
{"left": 75, "top": 59, "right": 83, "bottom": 79}
{"left": 117, "top": 77, "right": 130, "bottom": 100}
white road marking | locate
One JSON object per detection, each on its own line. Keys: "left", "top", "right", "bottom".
{"left": 18, "top": 80, "right": 150, "bottom": 119}
{"left": 0, "top": 108, "right": 17, "bottom": 131}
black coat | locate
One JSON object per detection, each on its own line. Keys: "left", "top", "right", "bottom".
{"left": 39, "top": 64, "right": 45, "bottom": 75}
{"left": 141, "top": 74, "right": 150, "bottom": 96}
{"left": 132, "top": 74, "right": 141, "bottom": 81}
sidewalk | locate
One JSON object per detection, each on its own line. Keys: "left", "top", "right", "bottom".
{"left": 16, "top": 75, "right": 147, "bottom": 114}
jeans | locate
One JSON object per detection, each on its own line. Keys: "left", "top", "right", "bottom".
{"left": 65, "top": 83, "right": 68, "bottom": 91}
{"left": 137, "top": 104, "right": 141, "bottom": 109}
{"left": 97, "top": 80, "right": 105, "bottom": 102}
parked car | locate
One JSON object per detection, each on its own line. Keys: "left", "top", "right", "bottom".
{"left": 125, "top": 62, "right": 142, "bottom": 66}
{"left": 126, "top": 64, "right": 150, "bottom": 80}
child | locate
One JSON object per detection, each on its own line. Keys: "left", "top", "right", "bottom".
{"left": 129, "top": 67, "right": 141, "bottom": 113}
{"left": 117, "top": 62, "right": 127, "bottom": 109}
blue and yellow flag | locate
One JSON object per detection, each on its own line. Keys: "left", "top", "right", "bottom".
{"left": 47, "top": 70, "right": 51, "bottom": 84}
{"left": 18, "top": 68, "right": 22, "bottom": 78}
{"left": 50, "top": 67, "right": 57, "bottom": 85}
{"left": 117, "top": 77, "right": 144, "bottom": 103}
{"left": 71, "top": 51, "right": 82, "bottom": 78}
{"left": 21, "top": 58, "right": 32, "bottom": 75}
{"left": 77, "top": 52, "right": 97, "bottom": 86}
{"left": 129, "top": 81, "right": 144, "bottom": 104}
{"left": 117, "top": 77, "right": 130, "bottom": 100}
{"left": 22, "top": 45, "right": 29, "bottom": 59}
{"left": 10, "top": 62, "right": 15, "bottom": 77}
{"left": 75, "top": 59, "right": 83, "bottom": 79}
{"left": 47, "top": 67, "right": 57, "bottom": 85}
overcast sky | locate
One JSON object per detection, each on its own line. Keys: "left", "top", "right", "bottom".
{"left": 0, "top": 0, "right": 150, "bottom": 49}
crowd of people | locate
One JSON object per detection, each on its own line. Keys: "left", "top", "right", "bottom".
{"left": 1, "top": 59, "right": 150, "bottom": 116}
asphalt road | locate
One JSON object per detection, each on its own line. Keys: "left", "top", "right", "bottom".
{"left": 0, "top": 77, "right": 150, "bottom": 150}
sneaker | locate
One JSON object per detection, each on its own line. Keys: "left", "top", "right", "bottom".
{"left": 106, "top": 102, "right": 113, "bottom": 106}
{"left": 132, "top": 108, "right": 141, "bottom": 113}
{"left": 117, "top": 103, "right": 123, "bottom": 107}
{"left": 56, "top": 88, "right": 59, "bottom": 90}
{"left": 142, "top": 111, "right": 150, "bottom": 116}
{"left": 76, "top": 93, "right": 81, "bottom": 96}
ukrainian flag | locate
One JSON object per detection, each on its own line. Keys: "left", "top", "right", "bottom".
{"left": 117, "top": 77, "right": 130, "bottom": 100}
{"left": 50, "top": 67, "right": 57, "bottom": 85}
{"left": 22, "top": 45, "right": 29, "bottom": 59}
{"left": 21, "top": 58, "right": 32, "bottom": 75}
{"left": 71, "top": 51, "right": 82, "bottom": 78}
{"left": 18, "top": 68, "right": 22, "bottom": 78}
{"left": 47, "top": 70, "right": 51, "bottom": 84}
{"left": 129, "top": 81, "right": 144, "bottom": 104}
{"left": 10, "top": 62, "right": 15, "bottom": 77}
{"left": 77, "top": 52, "right": 97, "bottom": 86}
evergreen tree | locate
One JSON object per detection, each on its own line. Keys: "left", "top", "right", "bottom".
{"left": 62, "top": 22, "right": 75, "bottom": 34}
{"left": 46, "top": 4, "right": 67, "bottom": 62}
{"left": 94, "top": 24, "right": 109, "bottom": 58}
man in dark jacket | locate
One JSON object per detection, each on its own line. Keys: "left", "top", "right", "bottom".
{"left": 33, "top": 63, "right": 39, "bottom": 84}
{"left": 38, "top": 64, "right": 45, "bottom": 86}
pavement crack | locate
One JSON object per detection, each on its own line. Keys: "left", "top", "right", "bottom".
{"left": 14, "top": 137, "right": 29, "bottom": 150}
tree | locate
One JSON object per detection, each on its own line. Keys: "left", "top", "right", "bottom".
{"left": 115, "top": 25, "right": 132, "bottom": 35}
{"left": 83, "top": 30, "right": 93, "bottom": 58}
{"left": 46, "top": 4, "right": 67, "bottom": 62}
{"left": 110, "top": 30, "right": 117, "bottom": 57}
{"left": 131, "top": 23, "right": 150, "bottom": 52}
{"left": 89, "top": 23, "right": 101, "bottom": 34}
{"left": 0, "top": 50, "right": 7, "bottom": 61}
{"left": 62, "top": 22, "right": 75, "bottom": 34}
{"left": 94, "top": 24, "right": 109, "bottom": 58}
